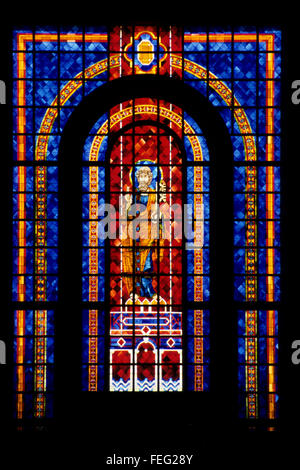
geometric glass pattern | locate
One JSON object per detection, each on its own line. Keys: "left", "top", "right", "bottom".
{"left": 238, "top": 310, "right": 279, "bottom": 419}
{"left": 14, "top": 310, "right": 54, "bottom": 418}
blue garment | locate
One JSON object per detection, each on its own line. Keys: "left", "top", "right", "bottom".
{"left": 137, "top": 251, "right": 155, "bottom": 297}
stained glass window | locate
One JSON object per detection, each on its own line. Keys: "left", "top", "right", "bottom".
{"left": 12, "top": 25, "right": 281, "bottom": 422}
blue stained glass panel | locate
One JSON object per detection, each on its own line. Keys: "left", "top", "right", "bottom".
{"left": 83, "top": 51, "right": 107, "bottom": 68}
{"left": 13, "top": 167, "right": 34, "bottom": 192}
{"left": 82, "top": 222, "right": 104, "bottom": 247}
{"left": 13, "top": 31, "right": 29, "bottom": 50}
{"left": 273, "top": 109, "right": 281, "bottom": 134}
{"left": 186, "top": 193, "right": 209, "bottom": 218}
{"left": 88, "top": 113, "right": 109, "bottom": 135}
{"left": 258, "top": 276, "right": 281, "bottom": 301}
{"left": 14, "top": 310, "right": 33, "bottom": 335}
{"left": 59, "top": 106, "right": 75, "bottom": 133}
{"left": 187, "top": 337, "right": 210, "bottom": 363}
{"left": 35, "top": 39, "right": 58, "bottom": 52}
{"left": 234, "top": 80, "right": 257, "bottom": 107}
{"left": 82, "top": 194, "right": 105, "bottom": 219}
{"left": 238, "top": 366, "right": 246, "bottom": 389}
{"left": 47, "top": 221, "right": 58, "bottom": 246}
{"left": 237, "top": 337, "right": 246, "bottom": 361}
{"left": 84, "top": 78, "right": 107, "bottom": 96}
{"left": 47, "top": 167, "right": 59, "bottom": 191}
{"left": 45, "top": 134, "right": 61, "bottom": 161}
{"left": 233, "top": 193, "right": 246, "bottom": 219}
{"left": 82, "top": 337, "right": 105, "bottom": 363}
{"left": 14, "top": 337, "right": 34, "bottom": 363}
{"left": 83, "top": 135, "right": 107, "bottom": 162}
{"left": 46, "top": 194, "right": 59, "bottom": 219}
{"left": 233, "top": 108, "right": 256, "bottom": 133}
{"left": 85, "top": 27, "right": 107, "bottom": 50}
{"left": 185, "top": 80, "right": 208, "bottom": 97}
{"left": 59, "top": 53, "right": 83, "bottom": 77}
{"left": 60, "top": 80, "right": 83, "bottom": 106}
{"left": 46, "top": 276, "right": 58, "bottom": 301}
{"left": 47, "top": 249, "right": 59, "bottom": 273}
{"left": 258, "top": 311, "right": 278, "bottom": 336}
{"left": 187, "top": 249, "right": 209, "bottom": 275}
{"left": 184, "top": 41, "right": 207, "bottom": 53}
{"left": 45, "top": 366, "right": 55, "bottom": 390}
{"left": 187, "top": 276, "right": 210, "bottom": 301}
{"left": 259, "top": 365, "right": 268, "bottom": 390}
{"left": 184, "top": 53, "right": 207, "bottom": 77}
{"left": 258, "top": 394, "right": 267, "bottom": 418}
{"left": 234, "top": 276, "right": 246, "bottom": 301}
{"left": 209, "top": 53, "right": 232, "bottom": 78}
{"left": 258, "top": 136, "right": 281, "bottom": 161}
{"left": 13, "top": 53, "right": 33, "bottom": 78}
{"left": 258, "top": 337, "right": 267, "bottom": 362}
{"left": 13, "top": 366, "right": 34, "bottom": 390}
{"left": 184, "top": 113, "right": 204, "bottom": 135}
{"left": 208, "top": 88, "right": 232, "bottom": 108}
{"left": 258, "top": 249, "right": 281, "bottom": 274}
{"left": 185, "top": 220, "right": 209, "bottom": 248}
{"left": 187, "top": 365, "right": 209, "bottom": 391}
{"left": 82, "top": 276, "right": 105, "bottom": 301}
{"left": 82, "top": 310, "right": 105, "bottom": 335}
{"left": 11, "top": 26, "right": 282, "bottom": 410}
{"left": 234, "top": 221, "right": 246, "bottom": 245}
{"left": 13, "top": 80, "right": 34, "bottom": 106}
{"left": 258, "top": 167, "right": 280, "bottom": 191}
{"left": 234, "top": 53, "right": 257, "bottom": 78}
{"left": 45, "top": 338, "right": 55, "bottom": 363}
{"left": 59, "top": 28, "right": 83, "bottom": 50}
{"left": 258, "top": 53, "right": 281, "bottom": 79}
{"left": 82, "top": 365, "right": 105, "bottom": 391}
{"left": 184, "top": 135, "right": 209, "bottom": 162}
{"left": 209, "top": 37, "right": 232, "bottom": 52}
{"left": 13, "top": 107, "right": 34, "bottom": 134}
{"left": 233, "top": 33, "right": 257, "bottom": 51}
{"left": 186, "top": 310, "right": 210, "bottom": 335}
{"left": 82, "top": 249, "right": 105, "bottom": 274}
{"left": 233, "top": 167, "right": 246, "bottom": 192}
{"left": 35, "top": 107, "right": 58, "bottom": 134}
{"left": 12, "top": 194, "right": 34, "bottom": 219}
{"left": 13, "top": 248, "right": 34, "bottom": 273}
{"left": 259, "top": 30, "right": 281, "bottom": 50}
{"left": 12, "top": 276, "right": 33, "bottom": 301}
{"left": 258, "top": 193, "right": 280, "bottom": 219}
{"left": 82, "top": 167, "right": 105, "bottom": 192}
{"left": 233, "top": 248, "right": 246, "bottom": 274}
{"left": 35, "top": 53, "right": 58, "bottom": 79}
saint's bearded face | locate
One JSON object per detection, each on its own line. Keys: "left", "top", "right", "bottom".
{"left": 136, "top": 168, "right": 152, "bottom": 192}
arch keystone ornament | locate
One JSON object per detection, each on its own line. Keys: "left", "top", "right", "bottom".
{"left": 137, "top": 39, "right": 155, "bottom": 66}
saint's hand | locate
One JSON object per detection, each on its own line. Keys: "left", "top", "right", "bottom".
{"left": 159, "top": 180, "right": 167, "bottom": 202}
